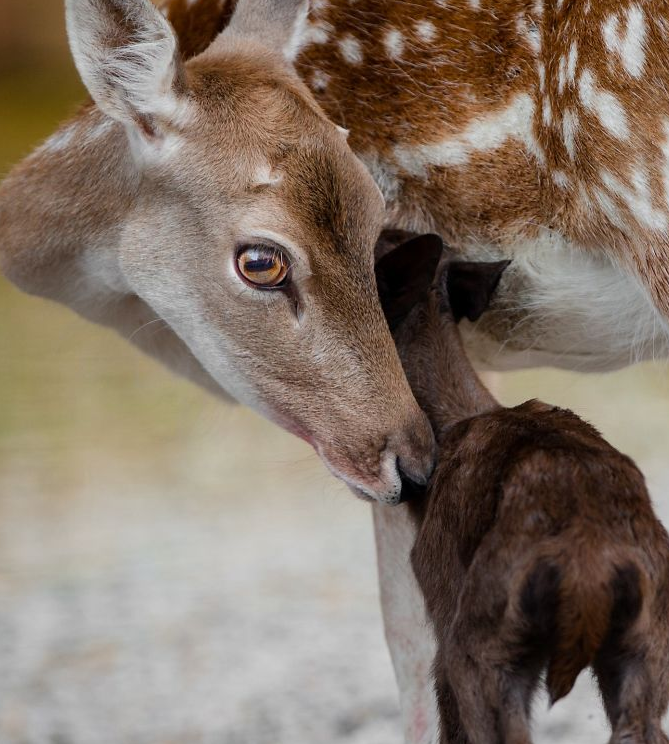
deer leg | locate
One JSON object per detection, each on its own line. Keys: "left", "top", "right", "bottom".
{"left": 442, "top": 621, "right": 537, "bottom": 744}
{"left": 373, "top": 504, "right": 440, "bottom": 744}
{"left": 595, "top": 643, "right": 669, "bottom": 744}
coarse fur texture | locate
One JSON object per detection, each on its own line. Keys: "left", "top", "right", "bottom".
{"left": 375, "top": 234, "right": 669, "bottom": 744}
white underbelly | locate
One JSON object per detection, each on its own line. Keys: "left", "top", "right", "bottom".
{"left": 458, "top": 231, "right": 669, "bottom": 372}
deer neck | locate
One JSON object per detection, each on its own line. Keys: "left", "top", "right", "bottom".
{"left": 0, "top": 106, "right": 137, "bottom": 305}
{"left": 293, "top": 0, "right": 544, "bottom": 241}
{"left": 400, "top": 306, "right": 500, "bottom": 436}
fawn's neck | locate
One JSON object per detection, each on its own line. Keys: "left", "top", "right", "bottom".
{"left": 401, "top": 306, "right": 500, "bottom": 436}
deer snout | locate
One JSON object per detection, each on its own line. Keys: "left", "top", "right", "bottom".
{"left": 359, "top": 411, "right": 436, "bottom": 506}
{"left": 316, "top": 407, "right": 435, "bottom": 505}
{"left": 387, "top": 413, "right": 436, "bottom": 503}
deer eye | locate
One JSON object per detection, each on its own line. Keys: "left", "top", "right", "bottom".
{"left": 236, "top": 244, "right": 290, "bottom": 289}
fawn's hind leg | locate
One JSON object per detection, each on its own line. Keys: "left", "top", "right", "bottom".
{"left": 594, "top": 646, "right": 669, "bottom": 744}
{"left": 593, "top": 620, "right": 669, "bottom": 744}
{"left": 594, "top": 567, "right": 669, "bottom": 744}
{"left": 440, "top": 625, "right": 538, "bottom": 744}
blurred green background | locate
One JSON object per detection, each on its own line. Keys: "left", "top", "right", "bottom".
{"left": 1, "top": 3, "right": 669, "bottom": 742}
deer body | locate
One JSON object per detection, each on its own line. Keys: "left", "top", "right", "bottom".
{"left": 165, "top": 0, "right": 669, "bottom": 369}
{"left": 375, "top": 235, "right": 669, "bottom": 744}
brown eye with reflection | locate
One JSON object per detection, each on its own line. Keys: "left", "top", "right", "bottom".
{"left": 236, "top": 245, "right": 290, "bottom": 289}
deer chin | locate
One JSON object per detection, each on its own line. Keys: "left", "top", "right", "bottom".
{"left": 266, "top": 405, "right": 406, "bottom": 503}
{"left": 315, "top": 443, "right": 404, "bottom": 506}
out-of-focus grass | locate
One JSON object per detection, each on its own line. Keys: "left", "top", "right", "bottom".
{"left": 0, "top": 65, "right": 84, "bottom": 175}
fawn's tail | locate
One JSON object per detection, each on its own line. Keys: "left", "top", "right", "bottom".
{"left": 518, "top": 554, "right": 645, "bottom": 704}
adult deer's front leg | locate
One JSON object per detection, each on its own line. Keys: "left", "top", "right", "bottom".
{"left": 373, "top": 504, "right": 439, "bottom": 744}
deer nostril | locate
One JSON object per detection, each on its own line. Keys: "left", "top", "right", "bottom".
{"left": 397, "top": 457, "right": 429, "bottom": 504}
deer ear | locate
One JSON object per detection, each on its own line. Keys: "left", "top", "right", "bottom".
{"left": 220, "top": 0, "right": 310, "bottom": 62}
{"left": 375, "top": 234, "right": 444, "bottom": 331}
{"left": 66, "top": 0, "right": 186, "bottom": 138}
{"left": 445, "top": 260, "right": 511, "bottom": 323}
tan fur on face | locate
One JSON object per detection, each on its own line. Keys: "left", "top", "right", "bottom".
{"left": 0, "top": 1, "right": 436, "bottom": 503}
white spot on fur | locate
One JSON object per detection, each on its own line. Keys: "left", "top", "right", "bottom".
{"left": 542, "top": 97, "right": 552, "bottom": 126}
{"left": 594, "top": 186, "right": 625, "bottom": 228}
{"left": 299, "top": 20, "right": 333, "bottom": 48}
{"left": 394, "top": 93, "right": 543, "bottom": 175}
{"left": 310, "top": 68, "right": 330, "bottom": 91}
{"left": 566, "top": 41, "right": 578, "bottom": 85}
{"left": 601, "top": 167, "right": 667, "bottom": 231}
{"left": 414, "top": 19, "right": 438, "bottom": 43}
{"left": 558, "top": 55, "right": 567, "bottom": 94}
{"left": 578, "top": 69, "right": 630, "bottom": 140}
{"left": 533, "top": 0, "right": 544, "bottom": 17}
{"left": 603, "top": 5, "right": 647, "bottom": 78}
{"left": 252, "top": 162, "right": 284, "bottom": 187}
{"left": 537, "top": 62, "right": 546, "bottom": 92}
{"left": 384, "top": 28, "right": 405, "bottom": 59}
{"left": 468, "top": 0, "right": 481, "bottom": 8}
{"left": 562, "top": 108, "right": 579, "bottom": 160}
{"left": 552, "top": 170, "right": 569, "bottom": 188}
{"left": 338, "top": 33, "right": 363, "bottom": 64}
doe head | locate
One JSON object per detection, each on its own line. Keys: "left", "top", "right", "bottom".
{"left": 64, "top": 0, "right": 435, "bottom": 504}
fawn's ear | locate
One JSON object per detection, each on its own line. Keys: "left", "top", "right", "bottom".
{"left": 446, "top": 260, "right": 511, "bottom": 323}
{"left": 66, "top": 0, "right": 186, "bottom": 139}
{"left": 375, "top": 234, "right": 444, "bottom": 331}
{"left": 216, "top": 0, "right": 310, "bottom": 62}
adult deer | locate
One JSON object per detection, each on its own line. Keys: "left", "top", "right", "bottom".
{"left": 2, "top": 0, "right": 669, "bottom": 742}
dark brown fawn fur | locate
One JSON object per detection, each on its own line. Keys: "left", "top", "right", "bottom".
{"left": 375, "top": 233, "right": 669, "bottom": 744}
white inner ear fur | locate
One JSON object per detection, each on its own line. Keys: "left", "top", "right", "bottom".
{"left": 283, "top": 0, "right": 310, "bottom": 62}
{"left": 211, "top": 0, "right": 310, "bottom": 64}
{"left": 65, "top": 0, "right": 186, "bottom": 129}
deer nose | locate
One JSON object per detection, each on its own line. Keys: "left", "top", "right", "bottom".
{"left": 378, "top": 413, "right": 436, "bottom": 505}
{"left": 398, "top": 464, "right": 429, "bottom": 504}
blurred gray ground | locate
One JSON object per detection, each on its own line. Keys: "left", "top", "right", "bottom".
{"left": 0, "top": 453, "right": 645, "bottom": 744}
{"left": 2, "top": 281, "right": 669, "bottom": 744}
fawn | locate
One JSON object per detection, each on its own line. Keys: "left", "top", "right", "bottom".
{"left": 375, "top": 232, "right": 669, "bottom": 744}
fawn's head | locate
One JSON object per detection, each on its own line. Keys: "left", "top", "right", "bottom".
{"left": 62, "top": 0, "right": 435, "bottom": 502}
{"left": 375, "top": 233, "right": 510, "bottom": 390}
